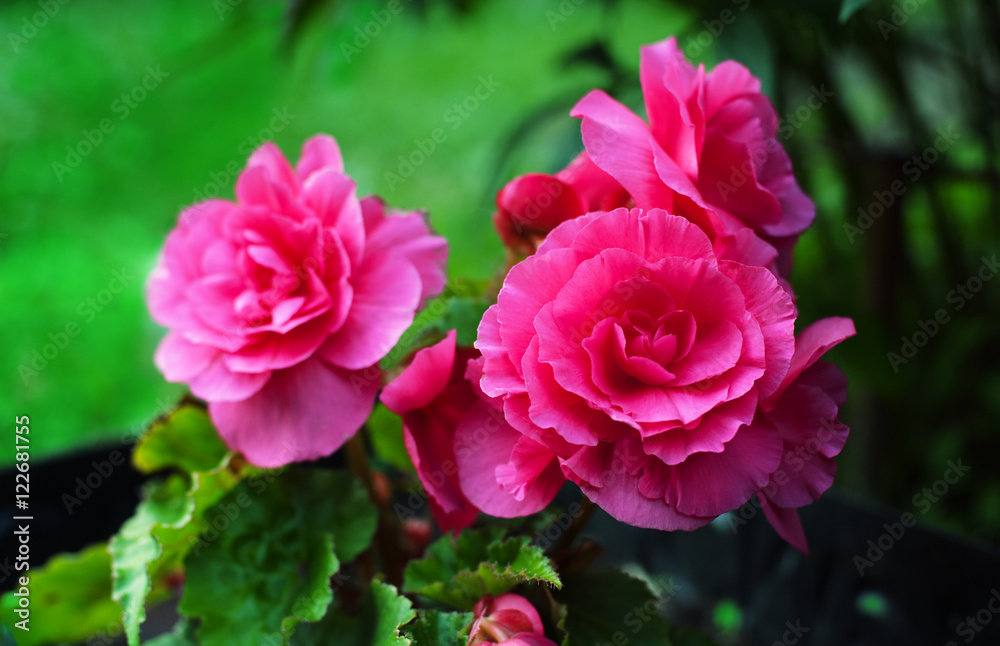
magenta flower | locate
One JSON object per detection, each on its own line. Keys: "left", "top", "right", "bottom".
{"left": 380, "top": 330, "right": 480, "bottom": 533}
{"left": 460, "top": 206, "right": 854, "bottom": 550}
{"left": 571, "top": 37, "right": 814, "bottom": 273}
{"left": 147, "top": 134, "right": 447, "bottom": 467}
{"left": 467, "top": 594, "right": 558, "bottom": 646}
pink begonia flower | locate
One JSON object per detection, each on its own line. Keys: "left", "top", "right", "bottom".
{"left": 494, "top": 37, "right": 813, "bottom": 274}
{"left": 381, "top": 330, "right": 481, "bottom": 533}
{"left": 147, "top": 134, "right": 447, "bottom": 467}
{"left": 467, "top": 594, "right": 558, "bottom": 646}
{"left": 461, "top": 207, "right": 854, "bottom": 551}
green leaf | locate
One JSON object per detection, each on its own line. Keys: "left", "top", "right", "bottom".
{"left": 382, "top": 282, "right": 490, "bottom": 370}
{"left": 405, "top": 609, "right": 473, "bottom": 646}
{"left": 438, "top": 297, "right": 491, "bottom": 347}
{"left": 404, "top": 528, "right": 561, "bottom": 610}
{"left": 293, "top": 580, "right": 416, "bottom": 646}
{"left": 179, "top": 468, "right": 378, "bottom": 646}
{"left": 110, "top": 475, "right": 194, "bottom": 646}
{"left": 838, "top": 0, "right": 871, "bottom": 23}
{"left": 0, "top": 544, "right": 122, "bottom": 646}
{"left": 291, "top": 468, "right": 381, "bottom": 564}
{"left": 368, "top": 403, "right": 415, "bottom": 473}
{"left": 133, "top": 405, "right": 229, "bottom": 474}
{"left": 110, "top": 456, "right": 242, "bottom": 646}
{"left": 554, "top": 570, "right": 672, "bottom": 646}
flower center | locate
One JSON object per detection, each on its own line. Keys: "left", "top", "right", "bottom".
{"left": 614, "top": 310, "right": 697, "bottom": 385}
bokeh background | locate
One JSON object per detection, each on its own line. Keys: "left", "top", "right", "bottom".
{"left": 1, "top": 0, "right": 998, "bottom": 574}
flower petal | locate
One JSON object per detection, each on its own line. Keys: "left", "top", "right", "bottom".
{"left": 455, "top": 402, "right": 560, "bottom": 518}
{"left": 154, "top": 332, "right": 219, "bottom": 383}
{"left": 758, "top": 494, "right": 809, "bottom": 555}
{"left": 363, "top": 207, "right": 448, "bottom": 304}
{"left": 768, "top": 317, "right": 856, "bottom": 405}
{"left": 662, "top": 409, "right": 783, "bottom": 517}
{"left": 381, "top": 330, "right": 457, "bottom": 413}
{"left": 301, "top": 168, "right": 365, "bottom": 268}
{"left": 569, "top": 438, "right": 712, "bottom": 531}
{"left": 188, "top": 355, "right": 271, "bottom": 402}
{"left": 297, "top": 134, "right": 344, "bottom": 180}
{"left": 209, "top": 357, "right": 378, "bottom": 467}
{"left": 571, "top": 90, "right": 679, "bottom": 207}
{"left": 320, "top": 252, "right": 422, "bottom": 370}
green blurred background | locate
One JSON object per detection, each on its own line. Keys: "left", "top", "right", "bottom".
{"left": 2, "top": 0, "right": 998, "bottom": 545}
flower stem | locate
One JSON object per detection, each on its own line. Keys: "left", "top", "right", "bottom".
{"left": 552, "top": 497, "right": 598, "bottom": 554}
{"left": 344, "top": 432, "right": 405, "bottom": 587}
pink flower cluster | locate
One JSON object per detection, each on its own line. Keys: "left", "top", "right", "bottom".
{"left": 147, "top": 36, "right": 853, "bottom": 554}
{"left": 382, "top": 38, "right": 854, "bottom": 552}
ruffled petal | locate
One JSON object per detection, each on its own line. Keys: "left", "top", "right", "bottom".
{"left": 662, "top": 411, "right": 783, "bottom": 517}
{"left": 570, "top": 438, "right": 712, "bottom": 531}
